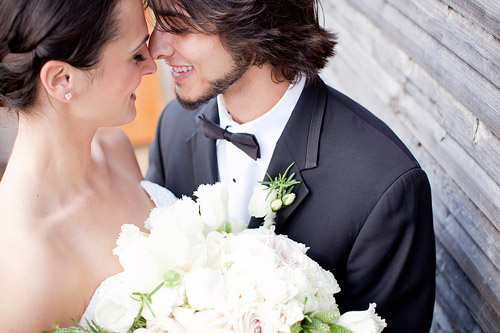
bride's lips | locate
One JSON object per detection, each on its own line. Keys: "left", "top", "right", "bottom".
{"left": 170, "top": 65, "right": 194, "bottom": 82}
{"left": 130, "top": 90, "right": 137, "bottom": 101}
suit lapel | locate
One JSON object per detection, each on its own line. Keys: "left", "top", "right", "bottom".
{"left": 188, "top": 99, "right": 219, "bottom": 187}
{"left": 248, "top": 77, "right": 328, "bottom": 230}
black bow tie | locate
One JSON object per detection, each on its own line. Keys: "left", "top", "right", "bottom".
{"left": 199, "top": 114, "right": 261, "bottom": 160}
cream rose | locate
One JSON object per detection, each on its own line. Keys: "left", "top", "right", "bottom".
{"left": 266, "top": 234, "right": 308, "bottom": 268}
{"left": 228, "top": 303, "right": 281, "bottom": 333}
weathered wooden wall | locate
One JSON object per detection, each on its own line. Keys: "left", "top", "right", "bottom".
{"left": 320, "top": 0, "right": 500, "bottom": 331}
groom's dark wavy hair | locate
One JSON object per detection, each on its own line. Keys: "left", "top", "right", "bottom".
{"left": 147, "top": 0, "right": 337, "bottom": 84}
{"left": 0, "top": 0, "right": 121, "bottom": 111}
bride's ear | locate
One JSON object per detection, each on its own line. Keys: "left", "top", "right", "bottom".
{"left": 39, "top": 60, "right": 75, "bottom": 103}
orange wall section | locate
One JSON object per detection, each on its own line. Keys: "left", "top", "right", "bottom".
{"left": 121, "top": 68, "right": 164, "bottom": 147}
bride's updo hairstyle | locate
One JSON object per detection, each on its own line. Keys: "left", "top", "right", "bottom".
{"left": 0, "top": 0, "right": 120, "bottom": 111}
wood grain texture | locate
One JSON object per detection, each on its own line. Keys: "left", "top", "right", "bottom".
{"left": 442, "top": 0, "right": 500, "bottom": 39}
{"left": 337, "top": 0, "right": 500, "bottom": 139}
{"left": 388, "top": 0, "right": 500, "bottom": 88}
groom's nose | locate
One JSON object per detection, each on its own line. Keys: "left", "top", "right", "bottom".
{"left": 149, "top": 25, "right": 176, "bottom": 60}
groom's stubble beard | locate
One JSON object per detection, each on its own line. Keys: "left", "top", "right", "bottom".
{"left": 176, "top": 59, "right": 251, "bottom": 110}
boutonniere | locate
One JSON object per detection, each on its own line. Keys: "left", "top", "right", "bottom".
{"left": 248, "top": 163, "right": 301, "bottom": 228}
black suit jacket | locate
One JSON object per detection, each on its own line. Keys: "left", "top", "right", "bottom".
{"left": 146, "top": 77, "right": 435, "bottom": 332}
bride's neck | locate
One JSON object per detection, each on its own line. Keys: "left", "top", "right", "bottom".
{"left": 3, "top": 110, "right": 104, "bottom": 196}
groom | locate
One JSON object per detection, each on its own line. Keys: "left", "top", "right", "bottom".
{"left": 145, "top": 0, "right": 436, "bottom": 331}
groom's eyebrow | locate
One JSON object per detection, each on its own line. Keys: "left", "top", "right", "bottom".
{"left": 132, "top": 34, "right": 150, "bottom": 52}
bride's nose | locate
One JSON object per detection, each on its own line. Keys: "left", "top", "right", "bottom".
{"left": 141, "top": 49, "right": 157, "bottom": 76}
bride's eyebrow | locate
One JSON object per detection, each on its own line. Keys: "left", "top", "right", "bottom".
{"left": 131, "top": 34, "right": 150, "bottom": 53}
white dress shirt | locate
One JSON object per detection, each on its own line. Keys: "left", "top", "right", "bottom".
{"left": 216, "top": 76, "right": 306, "bottom": 224}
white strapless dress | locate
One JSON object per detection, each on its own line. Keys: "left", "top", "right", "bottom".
{"left": 79, "top": 180, "right": 178, "bottom": 326}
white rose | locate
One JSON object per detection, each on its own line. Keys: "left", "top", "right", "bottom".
{"left": 147, "top": 317, "right": 187, "bottom": 333}
{"left": 270, "top": 199, "right": 283, "bottom": 212}
{"left": 222, "top": 273, "right": 258, "bottom": 306}
{"left": 145, "top": 206, "right": 170, "bottom": 231}
{"left": 146, "top": 196, "right": 205, "bottom": 232}
{"left": 265, "top": 234, "right": 308, "bottom": 268}
{"left": 205, "top": 231, "right": 228, "bottom": 268}
{"left": 228, "top": 219, "right": 248, "bottom": 233}
{"left": 281, "top": 193, "right": 296, "bottom": 206}
{"left": 148, "top": 215, "right": 207, "bottom": 271}
{"left": 141, "top": 285, "right": 185, "bottom": 321}
{"left": 228, "top": 303, "right": 281, "bottom": 333}
{"left": 188, "top": 309, "right": 232, "bottom": 332}
{"left": 248, "top": 185, "right": 277, "bottom": 218}
{"left": 194, "top": 183, "right": 229, "bottom": 230}
{"left": 314, "top": 266, "right": 341, "bottom": 297}
{"left": 171, "top": 307, "right": 195, "bottom": 329}
{"left": 185, "top": 268, "right": 225, "bottom": 310}
{"left": 94, "top": 281, "right": 141, "bottom": 333}
{"left": 223, "top": 233, "right": 279, "bottom": 274}
{"left": 278, "top": 299, "right": 305, "bottom": 327}
{"left": 113, "top": 224, "right": 148, "bottom": 257}
{"left": 255, "top": 268, "right": 296, "bottom": 306}
{"left": 336, "top": 303, "right": 387, "bottom": 333}
{"left": 115, "top": 230, "right": 164, "bottom": 293}
{"left": 237, "top": 225, "right": 276, "bottom": 239}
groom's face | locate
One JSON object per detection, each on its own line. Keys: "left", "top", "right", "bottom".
{"left": 149, "top": 25, "right": 249, "bottom": 110}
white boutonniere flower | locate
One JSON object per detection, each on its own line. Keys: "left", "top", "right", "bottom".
{"left": 248, "top": 163, "right": 301, "bottom": 228}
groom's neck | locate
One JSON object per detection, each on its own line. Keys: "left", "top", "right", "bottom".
{"left": 221, "top": 64, "right": 290, "bottom": 124}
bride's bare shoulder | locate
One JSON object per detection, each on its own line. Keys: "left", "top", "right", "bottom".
{"left": 93, "top": 127, "right": 143, "bottom": 180}
{"left": 0, "top": 241, "right": 84, "bottom": 331}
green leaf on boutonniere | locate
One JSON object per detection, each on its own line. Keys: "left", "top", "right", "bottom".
{"left": 260, "top": 162, "right": 301, "bottom": 209}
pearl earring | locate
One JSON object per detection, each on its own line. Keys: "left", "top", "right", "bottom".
{"left": 65, "top": 93, "right": 72, "bottom": 101}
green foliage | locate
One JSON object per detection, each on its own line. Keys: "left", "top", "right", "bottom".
{"left": 313, "top": 310, "right": 341, "bottom": 323}
{"left": 43, "top": 319, "right": 113, "bottom": 333}
{"left": 328, "top": 323, "right": 354, "bottom": 333}
{"left": 216, "top": 221, "right": 232, "bottom": 233}
{"left": 260, "top": 162, "right": 301, "bottom": 204}
{"left": 295, "top": 308, "right": 352, "bottom": 333}
{"left": 163, "top": 270, "right": 181, "bottom": 287}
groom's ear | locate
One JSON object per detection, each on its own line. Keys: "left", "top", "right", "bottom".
{"left": 39, "top": 60, "right": 75, "bottom": 103}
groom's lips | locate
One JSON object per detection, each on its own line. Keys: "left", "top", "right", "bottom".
{"left": 170, "top": 65, "right": 194, "bottom": 82}
{"left": 130, "top": 90, "right": 137, "bottom": 101}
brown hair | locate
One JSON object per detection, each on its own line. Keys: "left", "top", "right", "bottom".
{"left": 148, "top": 0, "right": 337, "bottom": 83}
{"left": 0, "top": 0, "right": 121, "bottom": 111}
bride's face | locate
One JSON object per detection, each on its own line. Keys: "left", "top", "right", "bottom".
{"left": 77, "top": 0, "right": 157, "bottom": 127}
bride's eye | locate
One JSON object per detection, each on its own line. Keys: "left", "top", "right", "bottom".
{"left": 134, "top": 53, "right": 147, "bottom": 62}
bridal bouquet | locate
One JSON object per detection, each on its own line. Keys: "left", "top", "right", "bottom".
{"left": 55, "top": 167, "right": 386, "bottom": 333}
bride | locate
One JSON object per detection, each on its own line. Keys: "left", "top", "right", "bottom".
{"left": 0, "top": 0, "right": 176, "bottom": 330}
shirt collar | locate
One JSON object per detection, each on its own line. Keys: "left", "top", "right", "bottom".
{"left": 216, "top": 75, "right": 306, "bottom": 151}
